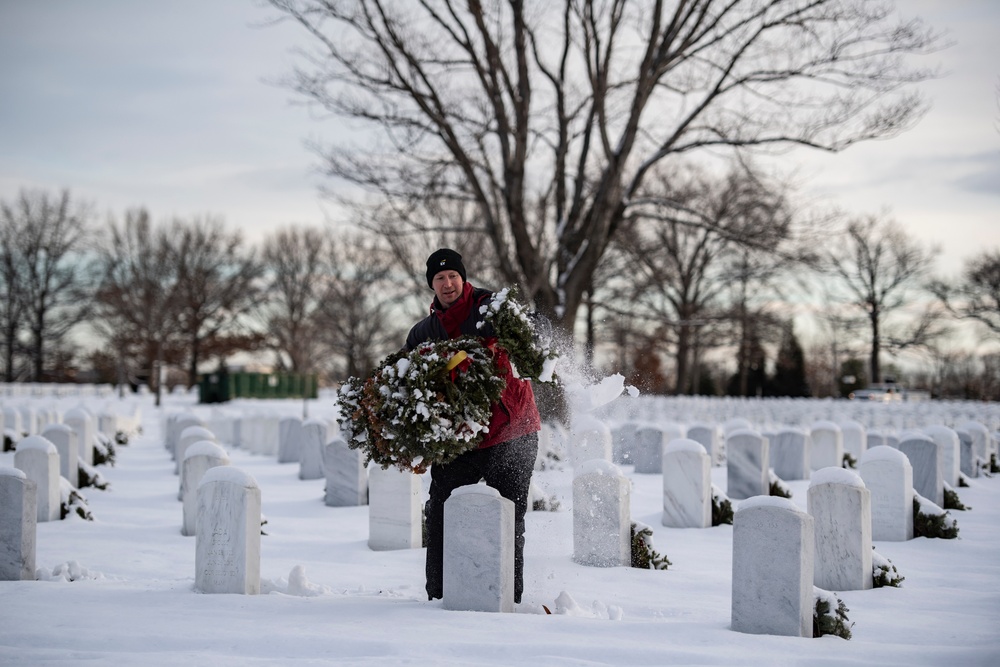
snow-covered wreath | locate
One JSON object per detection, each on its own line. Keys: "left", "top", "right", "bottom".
{"left": 336, "top": 287, "right": 558, "bottom": 473}
{"left": 337, "top": 337, "right": 505, "bottom": 473}
{"left": 478, "top": 286, "right": 559, "bottom": 384}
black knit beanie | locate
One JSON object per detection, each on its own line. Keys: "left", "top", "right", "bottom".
{"left": 425, "top": 248, "right": 467, "bottom": 288}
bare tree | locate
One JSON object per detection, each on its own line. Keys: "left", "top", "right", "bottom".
{"left": 0, "top": 188, "right": 93, "bottom": 381}
{"left": 931, "top": 249, "right": 1000, "bottom": 339}
{"left": 605, "top": 162, "right": 799, "bottom": 393}
{"left": 317, "top": 231, "right": 407, "bottom": 380}
{"left": 267, "top": 0, "right": 940, "bottom": 337}
{"left": 172, "top": 216, "right": 264, "bottom": 387}
{"left": 259, "top": 225, "right": 330, "bottom": 372}
{"left": 825, "top": 213, "right": 941, "bottom": 384}
{"left": 0, "top": 200, "right": 28, "bottom": 381}
{"left": 91, "top": 208, "right": 183, "bottom": 403}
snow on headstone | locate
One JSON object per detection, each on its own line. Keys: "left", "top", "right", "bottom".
{"left": 182, "top": 441, "right": 230, "bottom": 537}
{"left": 859, "top": 445, "right": 913, "bottom": 541}
{"left": 0, "top": 467, "right": 37, "bottom": 580}
{"left": 808, "top": 467, "right": 873, "bottom": 591}
{"left": 572, "top": 460, "right": 630, "bottom": 568}
{"left": 322, "top": 437, "right": 368, "bottom": 507}
{"left": 732, "top": 496, "right": 813, "bottom": 638}
{"left": 726, "top": 429, "right": 769, "bottom": 501}
{"left": 662, "top": 439, "right": 711, "bottom": 529}
{"left": 367, "top": 465, "right": 422, "bottom": 551}
{"left": 14, "top": 435, "right": 60, "bottom": 522}
{"left": 195, "top": 466, "right": 260, "bottom": 594}
{"left": 41, "top": 423, "right": 78, "bottom": 488}
{"left": 443, "top": 484, "right": 515, "bottom": 613}
{"left": 176, "top": 426, "right": 216, "bottom": 476}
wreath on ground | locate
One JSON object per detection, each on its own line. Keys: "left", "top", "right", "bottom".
{"left": 337, "top": 337, "right": 505, "bottom": 473}
{"left": 478, "top": 286, "right": 559, "bottom": 383}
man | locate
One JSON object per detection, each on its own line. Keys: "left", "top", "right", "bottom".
{"left": 406, "top": 248, "right": 541, "bottom": 604}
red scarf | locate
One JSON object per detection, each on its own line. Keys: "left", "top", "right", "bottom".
{"left": 434, "top": 282, "right": 476, "bottom": 339}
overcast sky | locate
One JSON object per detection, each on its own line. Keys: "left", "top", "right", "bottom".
{"left": 1, "top": 0, "right": 997, "bottom": 279}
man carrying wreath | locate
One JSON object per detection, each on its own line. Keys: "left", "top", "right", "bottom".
{"left": 405, "top": 248, "right": 541, "bottom": 604}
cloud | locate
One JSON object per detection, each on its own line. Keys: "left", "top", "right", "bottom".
{"left": 953, "top": 151, "right": 1000, "bottom": 196}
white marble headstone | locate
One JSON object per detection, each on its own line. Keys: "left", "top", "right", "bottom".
{"left": 611, "top": 422, "right": 639, "bottom": 464}
{"left": 898, "top": 434, "right": 943, "bottom": 507}
{"left": 957, "top": 421, "right": 990, "bottom": 470}
{"left": 770, "top": 428, "right": 810, "bottom": 481}
{"left": 0, "top": 467, "right": 37, "bottom": 580}
{"left": 731, "top": 496, "right": 813, "bottom": 637}
{"left": 569, "top": 416, "right": 613, "bottom": 468}
{"left": 572, "top": 460, "right": 630, "bottom": 567}
{"left": 923, "top": 425, "right": 961, "bottom": 488}
{"left": 726, "top": 429, "right": 769, "bottom": 501}
{"left": 19, "top": 407, "right": 38, "bottom": 436}
{"left": 809, "top": 421, "right": 843, "bottom": 470}
{"left": 661, "top": 439, "right": 711, "bottom": 528}
{"left": 63, "top": 407, "right": 95, "bottom": 467}
{"left": 840, "top": 420, "right": 867, "bottom": 463}
{"left": 956, "top": 430, "right": 977, "bottom": 478}
{"left": 299, "top": 419, "right": 328, "bottom": 480}
{"left": 182, "top": 441, "right": 230, "bottom": 536}
{"left": 687, "top": 423, "right": 721, "bottom": 465}
{"left": 176, "top": 426, "right": 216, "bottom": 475}
{"left": 632, "top": 426, "right": 667, "bottom": 474}
{"left": 195, "top": 466, "right": 260, "bottom": 594}
{"left": 322, "top": 437, "right": 368, "bottom": 507}
{"left": 859, "top": 446, "right": 913, "bottom": 541}
{"left": 443, "top": 484, "right": 514, "bottom": 613}
{"left": 368, "top": 465, "right": 422, "bottom": 551}
{"left": 14, "top": 436, "right": 60, "bottom": 522}
{"left": 41, "top": 423, "right": 78, "bottom": 488}
{"left": 277, "top": 417, "right": 303, "bottom": 464}
{"left": 807, "top": 467, "right": 872, "bottom": 591}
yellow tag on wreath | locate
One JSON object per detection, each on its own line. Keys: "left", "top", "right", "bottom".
{"left": 445, "top": 350, "right": 468, "bottom": 372}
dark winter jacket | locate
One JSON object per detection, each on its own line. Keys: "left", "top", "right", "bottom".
{"left": 405, "top": 283, "right": 541, "bottom": 449}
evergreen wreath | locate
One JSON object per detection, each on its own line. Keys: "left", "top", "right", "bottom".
{"left": 337, "top": 337, "right": 505, "bottom": 473}
{"left": 872, "top": 549, "right": 904, "bottom": 588}
{"left": 478, "top": 286, "right": 559, "bottom": 383}
{"left": 711, "top": 484, "right": 734, "bottom": 526}
{"left": 913, "top": 496, "right": 959, "bottom": 539}
{"left": 630, "top": 521, "right": 671, "bottom": 570}
{"left": 813, "top": 588, "right": 852, "bottom": 639}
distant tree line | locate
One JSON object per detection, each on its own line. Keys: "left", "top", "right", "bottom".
{"left": 2, "top": 183, "right": 998, "bottom": 400}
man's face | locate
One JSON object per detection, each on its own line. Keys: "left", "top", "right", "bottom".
{"left": 432, "top": 270, "right": 464, "bottom": 308}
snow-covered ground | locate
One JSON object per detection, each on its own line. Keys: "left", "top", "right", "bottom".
{"left": 1, "top": 390, "right": 998, "bottom": 666}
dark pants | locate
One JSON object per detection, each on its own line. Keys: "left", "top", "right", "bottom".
{"left": 425, "top": 433, "right": 538, "bottom": 603}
